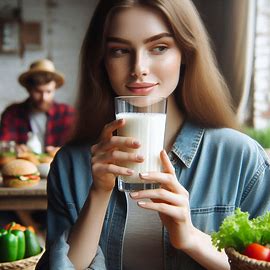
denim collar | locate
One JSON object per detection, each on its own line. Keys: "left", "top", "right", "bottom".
{"left": 171, "top": 121, "right": 205, "bottom": 168}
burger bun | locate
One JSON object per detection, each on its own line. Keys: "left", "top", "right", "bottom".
{"left": 2, "top": 159, "right": 40, "bottom": 188}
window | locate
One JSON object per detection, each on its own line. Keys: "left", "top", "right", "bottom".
{"left": 253, "top": 0, "right": 270, "bottom": 128}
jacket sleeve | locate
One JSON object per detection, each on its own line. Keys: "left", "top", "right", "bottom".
{"left": 240, "top": 146, "right": 270, "bottom": 218}
{"left": 35, "top": 146, "right": 107, "bottom": 270}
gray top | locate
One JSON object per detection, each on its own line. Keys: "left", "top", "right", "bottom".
{"left": 123, "top": 194, "right": 163, "bottom": 270}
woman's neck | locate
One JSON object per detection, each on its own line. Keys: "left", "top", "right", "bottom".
{"left": 164, "top": 95, "right": 183, "bottom": 152}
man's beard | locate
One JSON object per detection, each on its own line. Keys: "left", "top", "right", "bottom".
{"left": 32, "top": 101, "right": 53, "bottom": 112}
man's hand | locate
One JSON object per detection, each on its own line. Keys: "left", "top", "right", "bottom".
{"left": 45, "top": 146, "right": 60, "bottom": 157}
{"left": 16, "top": 144, "right": 29, "bottom": 155}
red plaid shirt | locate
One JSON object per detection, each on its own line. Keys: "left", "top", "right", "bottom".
{"left": 0, "top": 99, "right": 75, "bottom": 147}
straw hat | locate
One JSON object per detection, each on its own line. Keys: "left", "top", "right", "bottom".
{"left": 18, "top": 59, "right": 65, "bottom": 89}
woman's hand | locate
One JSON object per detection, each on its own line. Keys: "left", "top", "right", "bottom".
{"left": 90, "top": 119, "right": 144, "bottom": 192}
{"left": 130, "top": 150, "right": 195, "bottom": 250}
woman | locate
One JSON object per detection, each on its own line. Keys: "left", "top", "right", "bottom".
{"left": 36, "top": 0, "right": 270, "bottom": 269}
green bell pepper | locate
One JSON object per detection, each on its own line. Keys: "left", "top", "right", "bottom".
{"left": 0, "top": 224, "right": 41, "bottom": 262}
{"left": 24, "top": 228, "right": 41, "bottom": 258}
{"left": 0, "top": 228, "right": 19, "bottom": 262}
{"left": 0, "top": 228, "right": 7, "bottom": 235}
{"left": 0, "top": 224, "right": 26, "bottom": 262}
{"left": 11, "top": 230, "right": 25, "bottom": 260}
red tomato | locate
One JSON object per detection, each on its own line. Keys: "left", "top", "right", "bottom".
{"left": 244, "top": 243, "right": 270, "bottom": 262}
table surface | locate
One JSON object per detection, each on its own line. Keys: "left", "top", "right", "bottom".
{"left": 0, "top": 178, "right": 47, "bottom": 210}
{"left": 0, "top": 179, "right": 47, "bottom": 195}
{"left": 0, "top": 179, "right": 47, "bottom": 241}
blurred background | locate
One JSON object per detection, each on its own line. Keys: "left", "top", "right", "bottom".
{"left": 0, "top": 0, "right": 98, "bottom": 113}
{"left": 0, "top": 0, "right": 269, "bottom": 248}
{"left": 0, "top": 0, "right": 269, "bottom": 131}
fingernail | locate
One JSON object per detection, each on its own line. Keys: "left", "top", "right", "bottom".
{"left": 139, "top": 172, "right": 149, "bottom": 178}
{"left": 136, "top": 154, "right": 144, "bottom": 161}
{"left": 127, "top": 169, "right": 134, "bottom": 175}
{"left": 137, "top": 201, "right": 146, "bottom": 206}
{"left": 132, "top": 140, "right": 140, "bottom": 146}
{"left": 130, "top": 192, "right": 138, "bottom": 198}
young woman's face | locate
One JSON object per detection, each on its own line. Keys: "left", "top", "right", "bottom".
{"left": 104, "top": 6, "right": 182, "bottom": 98}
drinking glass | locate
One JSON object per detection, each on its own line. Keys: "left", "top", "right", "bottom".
{"left": 115, "top": 96, "right": 167, "bottom": 192}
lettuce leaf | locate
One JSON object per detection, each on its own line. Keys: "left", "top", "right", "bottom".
{"left": 211, "top": 208, "right": 270, "bottom": 252}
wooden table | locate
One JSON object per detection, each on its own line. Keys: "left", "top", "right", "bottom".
{"left": 0, "top": 179, "right": 47, "bottom": 210}
{"left": 0, "top": 179, "right": 47, "bottom": 241}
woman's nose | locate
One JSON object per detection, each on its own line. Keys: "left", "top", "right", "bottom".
{"left": 130, "top": 51, "right": 149, "bottom": 78}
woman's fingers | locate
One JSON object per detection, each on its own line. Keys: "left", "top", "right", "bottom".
{"left": 160, "top": 149, "right": 175, "bottom": 174}
{"left": 139, "top": 171, "right": 188, "bottom": 196}
{"left": 131, "top": 188, "right": 187, "bottom": 206}
{"left": 101, "top": 118, "right": 125, "bottom": 140}
{"left": 136, "top": 149, "right": 189, "bottom": 196}
{"left": 91, "top": 118, "right": 124, "bottom": 153}
{"left": 92, "top": 162, "right": 134, "bottom": 177}
{"left": 130, "top": 188, "right": 189, "bottom": 222}
{"left": 92, "top": 149, "right": 144, "bottom": 164}
{"left": 91, "top": 136, "right": 140, "bottom": 155}
{"left": 90, "top": 118, "right": 144, "bottom": 183}
{"left": 136, "top": 200, "right": 186, "bottom": 221}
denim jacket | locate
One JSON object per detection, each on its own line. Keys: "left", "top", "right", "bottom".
{"left": 36, "top": 121, "right": 270, "bottom": 270}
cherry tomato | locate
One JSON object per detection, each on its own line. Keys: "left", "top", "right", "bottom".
{"left": 244, "top": 243, "right": 270, "bottom": 262}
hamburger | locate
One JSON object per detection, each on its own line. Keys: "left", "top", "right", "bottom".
{"left": 2, "top": 159, "right": 40, "bottom": 188}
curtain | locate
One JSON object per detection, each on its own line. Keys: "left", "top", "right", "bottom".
{"left": 193, "top": 0, "right": 256, "bottom": 123}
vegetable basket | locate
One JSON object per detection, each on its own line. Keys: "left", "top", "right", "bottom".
{"left": 226, "top": 247, "right": 270, "bottom": 270}
{"left": 0, "top": 248, "right": 44, "bottom": 270}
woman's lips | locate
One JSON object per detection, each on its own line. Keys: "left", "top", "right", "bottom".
{"left": 126, "top": 82, "right": 158, "bottom": 95}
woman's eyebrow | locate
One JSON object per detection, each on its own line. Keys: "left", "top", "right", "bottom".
{"left": 106, "top": 37, "right": 131, "bottom": 45}
{"left": 144, "top": 32, "right": 173, "bottom": 43}
{"left": 106, "top": 32, "right": 173, "bottom": 45}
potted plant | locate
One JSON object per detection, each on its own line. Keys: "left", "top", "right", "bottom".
{"left": 244, "top": 127, "right": 270, "bottom": 156}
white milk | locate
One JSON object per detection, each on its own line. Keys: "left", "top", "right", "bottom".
{"left": 116, "top": 112, "right": 166, "bottom": 183}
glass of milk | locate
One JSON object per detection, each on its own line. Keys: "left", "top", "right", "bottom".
{"left": 115, "top": 96, "right": 167, "bottom": 192}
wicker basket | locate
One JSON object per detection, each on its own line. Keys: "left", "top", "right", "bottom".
{"left": 226, "top": 247, "right": 270, "bottom": 270}
{"left": 0, "top": 248, "right": 44, "bottom": 270}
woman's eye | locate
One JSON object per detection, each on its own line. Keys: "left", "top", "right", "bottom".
{"left": 151, "top": 46, "right": 168, "bottom": 54}
{"left": 108, "top": 48, "right": 130, "bottom": 57}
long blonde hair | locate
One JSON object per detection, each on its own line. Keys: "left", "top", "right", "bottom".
{"left": 71, "top": 0, "right": 239, "bottom": 143}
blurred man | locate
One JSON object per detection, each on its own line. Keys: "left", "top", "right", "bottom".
{"left": 0, "top": 59, "right": 75, "bottom": 236}
{"left": 0, "top": 59, "right": 75, "bottom": 154}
